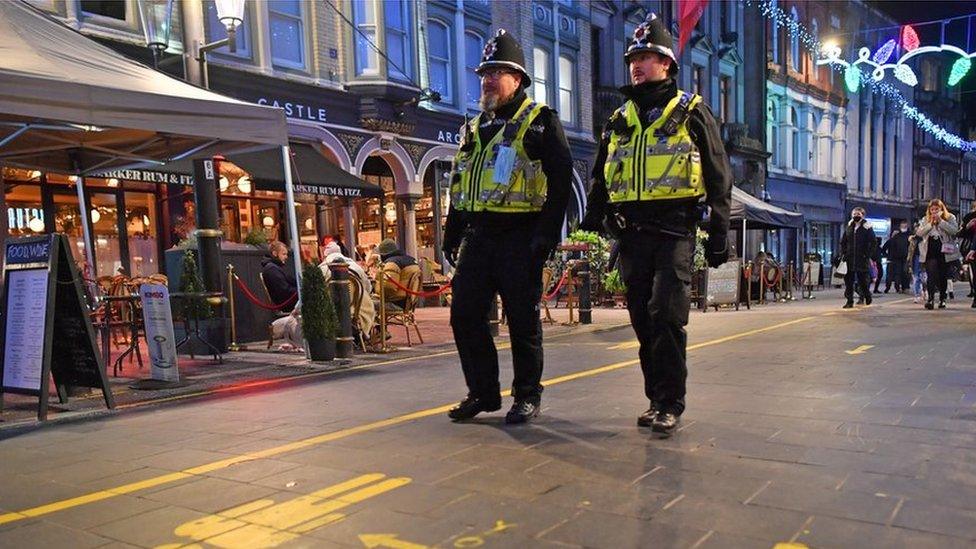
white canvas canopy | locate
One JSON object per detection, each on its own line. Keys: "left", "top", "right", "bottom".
{"left": 0, "top": 0, "right": 287, "bottom": 173}
{"left": 0, "top": 1, "right": 306, "bottom": 288}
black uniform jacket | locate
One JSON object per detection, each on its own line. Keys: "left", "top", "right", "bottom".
{"left": 442, "top": 89, "right": 573, "bottom": 254}
{"left": 580, "top": 78, "right": 732, "bottom": 245}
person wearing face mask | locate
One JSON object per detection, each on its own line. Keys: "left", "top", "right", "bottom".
{"left": 836, "top": 208, "right": 877, "bottom": 308}
{"left": 916, "top": 199, "right": 960, "bottom": 310}
{"left": 882, "top": 223, "right": 910, "bottom": 294}
{"left": 579, "top": 13, "right": 732, "bottom": 436}
{"left": 442, "top": 29, "right": 572, "bottom": 424}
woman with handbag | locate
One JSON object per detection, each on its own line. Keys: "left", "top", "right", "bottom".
{"left": 915, "top": 199, "right": 960, "bottom": 310}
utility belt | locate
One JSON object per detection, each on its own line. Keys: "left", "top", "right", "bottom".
{"left": 605, "top": 209, "right": 693, "bottom": 239}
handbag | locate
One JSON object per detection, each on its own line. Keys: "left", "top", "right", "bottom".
{"left": 942, "top": 240, "right": 960, "bottom": 256}
{"left": 833, "top": 260, "right": 848, "bottom": 276}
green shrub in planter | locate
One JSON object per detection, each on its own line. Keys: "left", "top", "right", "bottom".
{"left": 602, "top": 268, "right": 626, "bottom": 295}
{"left": 243, "top": 228, "right": 269, "bottom": 247}
{"left": 300, "top": 262, "right": 338, "bottom": 360}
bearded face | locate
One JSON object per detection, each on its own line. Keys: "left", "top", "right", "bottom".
{"left": 478, "top": 69, "right": 522, "bottom": 113}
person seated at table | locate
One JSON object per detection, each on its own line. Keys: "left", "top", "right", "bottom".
{"left": 318, "top": 240, "right": 376, "bottom": 345}
{"left": 377, "top": 238, "right": 419, "bottom": 309}
{"left": 261, "top": 241, "right": 298, "bottom": 312}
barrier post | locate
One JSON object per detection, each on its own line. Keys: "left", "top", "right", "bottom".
{"left": 579, "top": 256, "right": 592, "bottom": 325}
{"left": 758, "top": 261, "right": 765, "bottom": 304}
{"left": 377, "top": 268, "right": 389, "bottom": 352}
{"left": 227, "top": 264, "right": 239, "bottom": 351}
{"left": 745, "top": 261, "right": 753, "bottom": 309}
{"left": 329, "top": 263, "right": 354, "bottom": 358}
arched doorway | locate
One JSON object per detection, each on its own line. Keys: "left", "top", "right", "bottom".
{"left": 353, "top": 156, "right": 398, "bottom": 259}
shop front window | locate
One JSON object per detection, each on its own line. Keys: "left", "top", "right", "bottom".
{"left": 125, "top": 191, "right": 158, "bottom": 276}
{"left": 357, "top": 157, "right": 397, "bottom": 255}
{"left": 296, "top": 198, "right": 319, "bottom": 263}
{"left": 5, "top": 182, "right": 44, "bottom": 239}
{"left": 51, "top": 193, "right": 87, "bottom": 268}
{"left": 88, "top": 192, "right": 122, "bottom": 277}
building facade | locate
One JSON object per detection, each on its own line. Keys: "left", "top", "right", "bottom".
{"left": 911, "top": 61, "right": 964, "bottom": 220}
{"left": 8, "top": 0, "right": 596, "bottom": 276}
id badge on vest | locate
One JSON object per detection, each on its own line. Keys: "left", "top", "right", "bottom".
{"left": 492, "top": 145, "right": 517, "bottom": 185}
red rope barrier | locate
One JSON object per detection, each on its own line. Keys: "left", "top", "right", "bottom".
{"left": 543, "top": 270, "right": 569, "bottom": 300}
{"left": 384, "top": 276, "right": 453, "bottom": 298}
{"left": 233, "top": 275, "right": 297, "bottom": 311}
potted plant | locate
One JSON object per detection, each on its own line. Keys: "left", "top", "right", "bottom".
{"left": 602, "top": 268, "right": 627, "bottom": 308}
{"left": 300, "top": 262, "right": 338, "bottom": 361}
{"left": 172, "top": 249, "right": 224, "bottom": 356}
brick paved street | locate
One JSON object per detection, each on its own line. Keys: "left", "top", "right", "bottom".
{"left": 1, "top": 294, "right": 975, "bottom": 548}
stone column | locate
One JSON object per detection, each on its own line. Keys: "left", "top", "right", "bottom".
{"left": 884, "top": 111, "right": 896, "bottom": 197}
{"left": 397, "top": 194, "right": 422, "bottom": 259}
{"left": 872, "top": 104, "right": 884, "bottom": 196}
{"left": 342, "top": 199, "right": 356, "bottom": 258}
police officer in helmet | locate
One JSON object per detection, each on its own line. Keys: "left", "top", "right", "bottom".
{"left": 443, "top": 29, "right": 572, "bottom": 424}
{"left": 580, "top": 14, "right": 732, "bottom": 435}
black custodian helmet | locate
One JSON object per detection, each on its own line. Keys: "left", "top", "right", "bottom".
{"left": 476, "top": 29, "right": 531, "bottom": 86}
{"left": 625, "top": 13, "right": 678, "bottom": 75}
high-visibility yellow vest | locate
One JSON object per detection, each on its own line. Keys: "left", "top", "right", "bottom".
{"left": 603, "top": 90, "right": 704, "bottom": 203}
{"left": 449, "top": 98, "right": 548, "bottom": 213}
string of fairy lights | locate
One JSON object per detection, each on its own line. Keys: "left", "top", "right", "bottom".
{"left": 743, "top": 0, "right": 976, "bottom": 152}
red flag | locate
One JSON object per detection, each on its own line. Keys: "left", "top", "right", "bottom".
{"left": 678, "top": 0, "right": 709, "bottom": 55}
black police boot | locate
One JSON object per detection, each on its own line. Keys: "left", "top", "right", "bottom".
{"left": 505, "top": 399, "right": 540, "bottom": 424}
{"left": 865, "top": 294, "right": 873, "bottom": 305}
{"left": 448, "top": 396, "right": 501, "bottom": 421}
{"left": 843, "top": 300, "right": 854, "bottom": 309}
{"left": 651, "top": 412, "right": 680, "bottom": 435}
{"left": 637, "top": 404, "right": 659, "bottom": 427}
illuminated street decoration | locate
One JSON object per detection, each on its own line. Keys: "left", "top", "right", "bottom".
{"left": 745, "top": 0, "right": 976, "bottom": 152}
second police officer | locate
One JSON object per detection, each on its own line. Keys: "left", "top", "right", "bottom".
{"left": 442, "top": 30, "right": 572, "bottom": 424}
{"left": 581, "top": 14, "right": 732, "bottom": 435}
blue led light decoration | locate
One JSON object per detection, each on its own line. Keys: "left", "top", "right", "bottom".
{"left": 744, "top": 0, "right": 976, "bottom": 152}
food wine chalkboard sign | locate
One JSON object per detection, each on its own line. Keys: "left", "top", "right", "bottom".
{"left": 703, "top": 260, "right": 742, "bottom": 311}
{"left": 0, "top": 234, "right": 114, "bottom": 420}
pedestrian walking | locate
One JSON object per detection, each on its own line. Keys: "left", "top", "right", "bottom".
{"left": 871, "top": 237, "right": 884, "bottom": 295}
{"left": 836, "top": 207, "right": 877, "bottom": 308}
{"left": 916, "top": 199, "right": 960, "bottom": 310}
{"left": 882, "top": 223, "right": 910, "bottom": 293}
{"left": 443, "top": 29, "right": 572, "bottom": 424}
{"left": 908, "top": 232, "right": 926, "bottom": 304}
{"left": 956, "top": 202, "right": 976, "bottom": 307}
{"left": 580, "top": 13, "right": 732, "bottom": 436}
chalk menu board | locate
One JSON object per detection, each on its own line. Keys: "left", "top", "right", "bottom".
{"left": 704, "top": 260, "right": 742, "bottom": 311}
{"left": 0, "top": 234, "right": 113, "bottom": 420}
{"left": 2, "top": 269, "right": 50, "bottom": 391}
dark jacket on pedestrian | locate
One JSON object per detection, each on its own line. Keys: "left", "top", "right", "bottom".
{"left": 959, "top": 210, "right": 976, "bottom": 259}
{"left": 260, "top": 255, "right": 298, "bottom": 312}
{"left": 579, "top": 78, "right": 732, "bottom": 258}
{"left": 442, "top": 89, "right": 573, "bottom": 261}
{"left": 838, "top": 219, "right": 877, "bottom": 272}
{"left": 881, "top": 230, "right": 909, "bottom": 262}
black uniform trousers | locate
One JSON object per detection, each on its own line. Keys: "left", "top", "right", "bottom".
{"left": 844, "top": 269, "right": 871, "bottom": 302}
{"left": 450, "top": 225, "right": 545, "bottom": 405}
{"left": 618, "top": 229, "right": 694, "bottom": 416}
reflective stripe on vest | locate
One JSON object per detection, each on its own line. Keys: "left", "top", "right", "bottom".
{"left": 603, "top": 91, "right": 704, "bottom": 203}
{"left": 449, "top": 98, "right": 548, "bottom": 213}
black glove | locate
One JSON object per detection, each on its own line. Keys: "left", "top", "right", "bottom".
{"left": 706, "top": 236, "right": 728, "bottom": 269}
{"left": 444, "top": 246, "right": 459, "bottom": 268}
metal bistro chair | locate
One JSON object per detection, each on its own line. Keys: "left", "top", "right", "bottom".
{"left": 384, "top": 271, "right": 424, "bottom": 346}
{"left": 259, "top": 271, "right": 292, "bottom": 349}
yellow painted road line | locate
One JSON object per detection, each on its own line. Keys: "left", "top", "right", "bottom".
{"left": 845, "top": 345, "right": 875, "bottom": 355}
{"left": 0, "top": 315, "right": 818, "bottom": 527}
{"left": 608, "top": 316, "right": 816, "bottom": 351}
